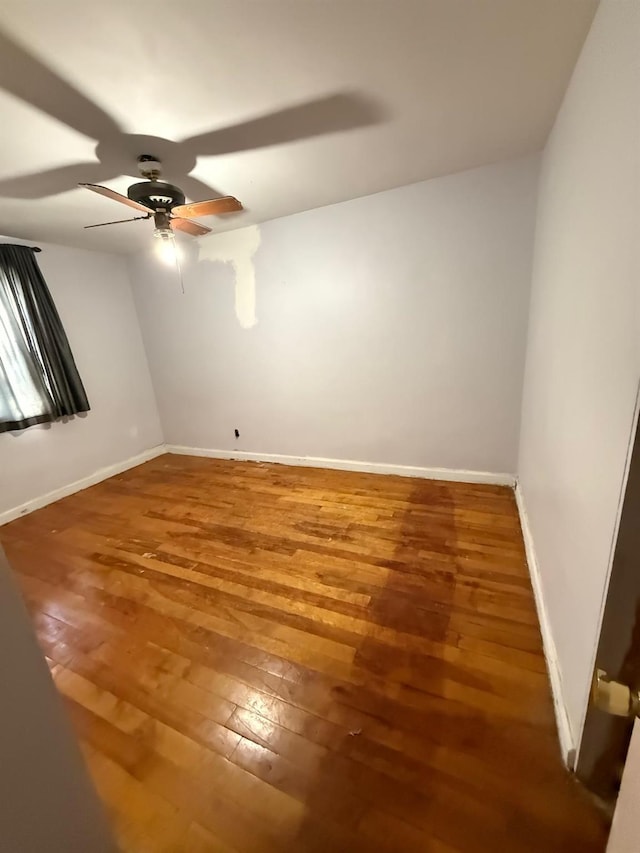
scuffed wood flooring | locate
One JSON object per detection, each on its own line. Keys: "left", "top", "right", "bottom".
{"left": 1, "top": 454, "right": 607, "bottom": 852}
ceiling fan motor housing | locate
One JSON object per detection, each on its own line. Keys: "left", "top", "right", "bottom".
{"left": 127, "top": 180, "right": 185, "bottom": 212}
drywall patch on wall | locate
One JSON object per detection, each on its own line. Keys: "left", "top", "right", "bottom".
{"left": 199, "top": 225, "right": 261, "bottom": 328}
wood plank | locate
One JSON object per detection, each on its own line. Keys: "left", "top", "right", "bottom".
{"left": 1, "top": 455, "right": 607, "bottom": 852}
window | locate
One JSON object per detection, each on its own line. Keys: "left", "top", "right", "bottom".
{"left": 0, "top": 244, "right": 89, "bottom": 433}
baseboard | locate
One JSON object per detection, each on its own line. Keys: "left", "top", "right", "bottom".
{"left": 0, "top": 444, "right": 516, "bottom": 526}
{"left": 165, "top": 444, "right": 516, "bottom": 486}
{"left": 0, "top": 444, "right": 167, "bottom": 526}
{"left": 515, "top": 481, "right": 575, "bottom": 766}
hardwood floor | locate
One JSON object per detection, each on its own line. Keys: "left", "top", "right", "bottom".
{"left": 1, "top": 454, "right": 607, "bottom": 852}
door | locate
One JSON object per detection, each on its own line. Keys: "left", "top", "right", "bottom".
{"left": 607, "top": 719, "right": 640, "bottom": 852}
{"left": 577, "top": 405, "right": 640, "bottom": 800}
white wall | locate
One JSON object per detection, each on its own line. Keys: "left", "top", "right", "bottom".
{"left": 0, "top": 238, "right": 163, "bottom": 518}
{"left": 518, "top": 0, "right": 640, "bottom": 744}
{"left": 131, "top": 157, "right": 538, "bottom": 477}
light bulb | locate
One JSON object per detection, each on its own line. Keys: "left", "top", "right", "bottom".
{"left": 154, "top": 230, "right": 181, "bottom": 266}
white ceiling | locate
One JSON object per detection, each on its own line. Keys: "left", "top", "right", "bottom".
{"left": 0, "top": 0, "right": 597, "bottom": 254}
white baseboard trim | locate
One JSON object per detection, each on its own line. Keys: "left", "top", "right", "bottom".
{"left": 165, "top": 444, "right": 516, "bottom": 487}
{"left": 0, "top": 444, "right": 515, "bottom": 527}
{"left": 0, "top": 444, "right": 167, "bottom": 526}
{"left": 515, "top": 482, "right": 575, "bottom": 766}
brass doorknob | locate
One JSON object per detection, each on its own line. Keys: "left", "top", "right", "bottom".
{"left": 592, "top": 669, "right": 640, "bottom": 718}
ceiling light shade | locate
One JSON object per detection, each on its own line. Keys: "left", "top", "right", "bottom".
{"left": 154, "top": 228, "right": 180, "bottom": 266}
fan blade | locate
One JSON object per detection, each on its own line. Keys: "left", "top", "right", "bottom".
{"left": 84, "top": 215, "right": 151, "bottom": 229}
{"left": 79, "top": 183, "right": 153, "bottom": 213}
{"left": 171, "top": 218, "right": 211, "bottom": 237}
{"left": 183, "top": 92, "right": 382, "bottom": 156}
{"left": 171, "top": 197, "right": 242, "bottom": 219}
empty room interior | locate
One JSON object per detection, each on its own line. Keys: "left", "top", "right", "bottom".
{"left": 1, "top": 1, "right": 639, "bottom": 851}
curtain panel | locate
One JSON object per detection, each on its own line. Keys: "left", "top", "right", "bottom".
{"left": 0, "top": 244, "right": 89, "bottom": 433}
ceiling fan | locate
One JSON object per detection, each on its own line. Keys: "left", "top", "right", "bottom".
{"left": 79, "top": 155, "right": 241, "bottom": 241}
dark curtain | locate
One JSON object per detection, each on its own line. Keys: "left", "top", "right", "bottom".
{"left": 0, "top": 244, "right": 89, "bottom": 433}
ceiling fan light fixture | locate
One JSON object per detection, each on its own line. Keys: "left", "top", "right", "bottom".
{"left": 79, "top": 158, "right": 236, "bottom": 242}
{"left": 154, "top": 228, "right": 180, "bottom": 266}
